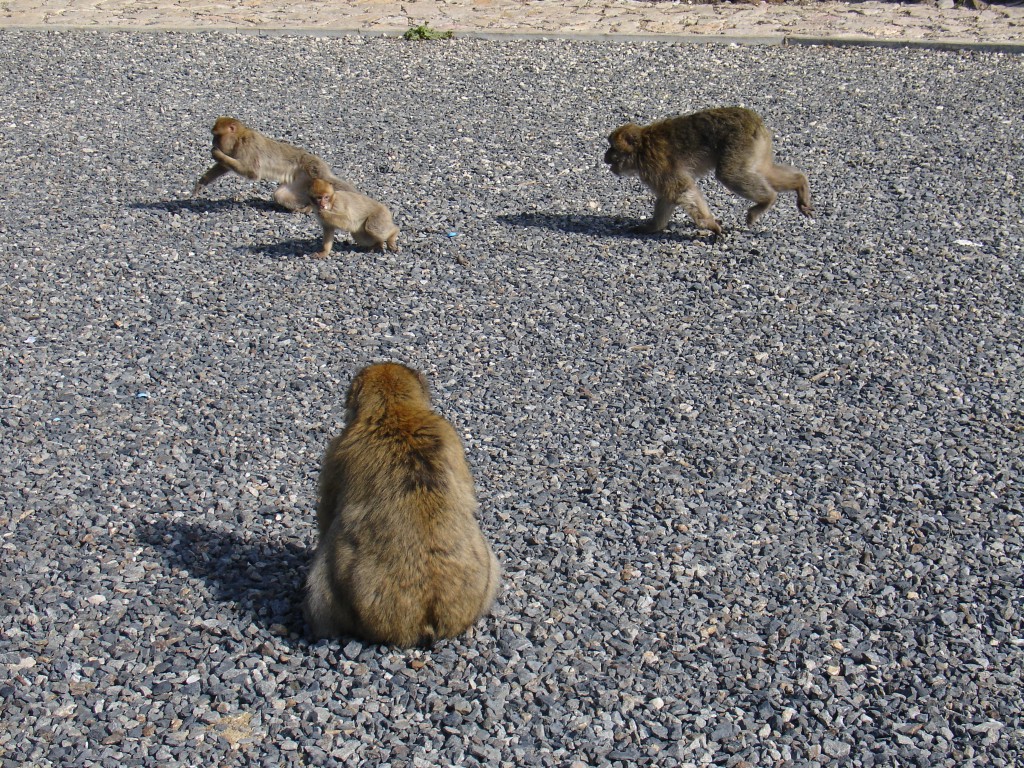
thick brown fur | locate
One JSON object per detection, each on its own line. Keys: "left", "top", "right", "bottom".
{"left": 192, "top": 116, "right": 356, "bottom": 212}
{"left": 309, "top": 178, "right": 399, "bottom": 258}
{"left": 604, "top": 107, "right": 813, "bottom": 236}
{"left": 304, "top": 363, "right": 500, "bottom": 647}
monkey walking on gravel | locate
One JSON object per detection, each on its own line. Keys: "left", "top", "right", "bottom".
{"left": 604, "top": 106, "right": 813, "bottom": 237}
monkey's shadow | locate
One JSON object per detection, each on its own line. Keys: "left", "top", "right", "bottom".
{"left": 245, "top": 238, "right": 319, "bottom": 260}
{"left": 137, "top": 518, "right": 310, "bottom": 639}
{"left": 132, "top": 200, "right": 323, "bottom": 259}
{"left": 131, "top": 198, "right": 285, "bottom": 215}
{"left": 497, "top": 211, "right": 709, "bottom": 242}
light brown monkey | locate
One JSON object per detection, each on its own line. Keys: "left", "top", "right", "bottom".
{"left": 304, "top": 363, "right": 500, "bottom": 647}
{"left": 604, "top": 106, "right": 813, "bottom": 237}
{"left": 308, "top": 178, "right": 399, "bottom": 258}
{"left": 192, "top": 116, "right": 355, "bottom": 212}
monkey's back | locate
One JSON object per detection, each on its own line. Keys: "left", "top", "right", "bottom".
{"left": 233, "top": 131, "right": 339, "bottom": 186}
{"left": 254, "top": 144, "right": 324, "bottom": 184}
{"left": 633, "top": 107, "right": 770, "bottom": 183}
{"left": 322, "top": 190, "right": 391, "bottom": 230}
{"left": 328, "top": 410, "right": 496, "bottom": 646}
{"left": 659, "top": 107, "right": 770, "bottom": 157}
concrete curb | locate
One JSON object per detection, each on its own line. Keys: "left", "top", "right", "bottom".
{"left": 4, "top": 24, "right": 1024, "bottom": 53}
{"left": 785, "top": 35, "right": 1024, "bottom": 54}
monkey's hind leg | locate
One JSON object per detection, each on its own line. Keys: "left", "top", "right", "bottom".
{"left": 481, "top": 548, "right": 501, "bottom": 617}
{"left": 362, "top": 213, "right": 399, "bottom": 253}
{"left": 303, "top": 544, "right": 358, "bottom": 640}
{"left": 274, "top": 181, "right": 313, "bottom": 213}
{"left": 716, "top": 165, "right": 779, "bottom": 226}
{"left": 765, "top": 164, "right": 814, "bottom": 219}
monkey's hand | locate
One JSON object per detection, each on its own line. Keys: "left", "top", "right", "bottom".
{"left": 634, "top": 219, "right": 666, "bottom": 235}
{"left": 313, "top": 250, "right": 331, "bottom": 260}
{"left": 193, "top": 162, "right": 230, "bottom": 195}
{"left": 798, "top": 202, "right": 815, "bottom": 219}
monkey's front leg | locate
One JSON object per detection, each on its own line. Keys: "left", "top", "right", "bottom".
{"left": 678, "top": 186, "right": 723, "bottom": 237}
{"left": 314, "top": 223, "right": 337, "bottom": 259}
{"left": 211, "top": 147, "right": 260, "bottom": 180}
{"left": 192, "top": 163, "right": 229, "bottom": 195}
{"left": 639, "top": 196, "right": 677, "bottom": 233}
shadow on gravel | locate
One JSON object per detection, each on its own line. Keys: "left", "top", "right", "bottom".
{"left": 138, "top": 517, "right": 310, "bottom": 639}
{"left": 245, "top": 238, "right": 393, "bottom": 259}
{"left": 245, "top": 238, "right": 319, "bottom": 259}
{"left": 497, "top": 211, "right": 707, "bottom": 241}
{"left": 130, "top": 198, "right": 283, "bottom": 214}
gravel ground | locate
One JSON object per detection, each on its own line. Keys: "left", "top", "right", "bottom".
{"left": 1, "top": 30, "right": 1022, "bottom": 767}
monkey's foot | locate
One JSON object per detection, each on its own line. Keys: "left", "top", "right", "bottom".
{"left": 699, "top": 219, "right": 723, "bottom": 238}
{"left": 312, "top": 250, "right": 331, "bottom": 260}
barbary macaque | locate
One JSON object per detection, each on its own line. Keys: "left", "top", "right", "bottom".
{"left": 604, "top": 106, "right": 813, "bottom": 236}
{"left": 304, "top": 363, "right": 500, "bottom": 647}
{"left": 308, "top": 178, "right": 399, "bottom": 258}
{"left": 192, "top": 116, "right": 355, "bottom": 212}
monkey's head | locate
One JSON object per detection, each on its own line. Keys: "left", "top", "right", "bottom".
{"left": 346, "top": 363, "right": 432, "bottom": 419}
{"left": 309, "top": 179, "right": 336, "bottom": 211}
{"left": 603, "top": 123, "right": 644, "bottom": 177}
{"left": 212, "top": 116, "right": 244, "bottom": 152}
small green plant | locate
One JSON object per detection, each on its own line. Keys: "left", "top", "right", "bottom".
{"left": 403, "top": 24, "right": 454, "bottom": 41}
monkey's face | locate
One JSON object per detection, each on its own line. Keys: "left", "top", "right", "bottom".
{"left": 314, "top": 192, "right": 333, "bottom": 211}
{"left": 211, "top": 118, "right": 240, "bottom": 153}
{"left": 308, "top": 180, "right": 334, "bottom": 210}
{"left": 212, "top": 127, "right": 234, "bottom": 154}
{"left": 604, "top": 124, "right": 642, "bottom": 177}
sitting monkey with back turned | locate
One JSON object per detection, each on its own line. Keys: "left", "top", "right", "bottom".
{"left": 304, "top": 363, "right": 500, "bottom": 647}
{"left": 604, "top": 106, "right": 813, "bottom": 237}
{"left": 192, "top": 116, "right": 355, "bottom": 212}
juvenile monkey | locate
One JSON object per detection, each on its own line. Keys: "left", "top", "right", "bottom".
{"left": 308, "top": 178, "right": 399, "bottom": 258}
{"left": 304, "top": 363, "right": 500, "bottom": 647}
{"left": 192, "top": 116, "right": 355, "bottom": 212}
{"left": 604, "top": 106, "right": 813, "bottom": 237}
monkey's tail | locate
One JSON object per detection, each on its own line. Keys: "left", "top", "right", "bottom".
{"left": 418, "top": 604, "right": 439, "bottom": 649}
{"left": 417, "top": 627, "right": 437, "bottom": 650}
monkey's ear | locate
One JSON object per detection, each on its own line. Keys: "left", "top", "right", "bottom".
{"left": 415, "top": 370, "right": 432, "bottom": 403}
{"left": 612, "top": 124, "right": 641, "bottom": 152}
{"left": 212, "top": 117, "right": 238, "bottom": 136}
{"left": 346, "top": 372, "right": 364, "bottom": 411}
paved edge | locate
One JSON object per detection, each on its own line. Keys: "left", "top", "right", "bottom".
{"left": 785, "top": 35, "right": 1024, "bottom": 54}
{"left": 3, "top": 24, "right": 1024, "bottom": 53}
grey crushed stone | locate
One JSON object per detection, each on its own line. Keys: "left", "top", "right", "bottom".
{"left": 0, "top": 29, "right": 1022, "bottom": 767}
